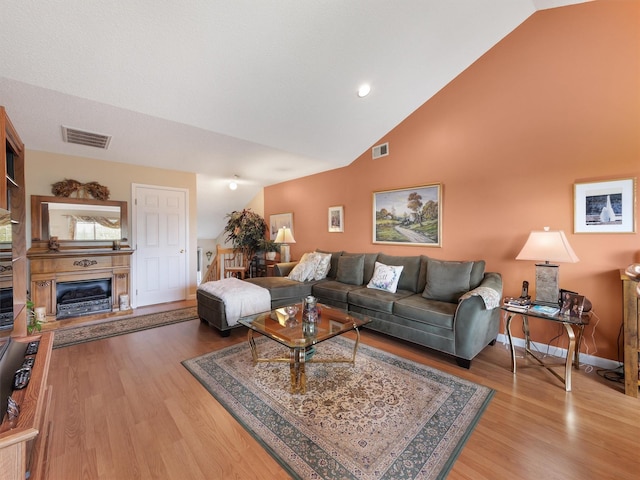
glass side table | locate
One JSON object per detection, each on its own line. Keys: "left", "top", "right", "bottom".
{"left": 501, "top": 306, "right": 591, "bottom": 392}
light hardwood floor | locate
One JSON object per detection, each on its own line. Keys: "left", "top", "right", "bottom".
{"left": 44, "top": 301, "right": 639, "bottom": 479}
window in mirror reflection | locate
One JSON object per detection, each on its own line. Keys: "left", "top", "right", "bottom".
{"left": 48, "top": 204, "right": 121, "bottom": 241}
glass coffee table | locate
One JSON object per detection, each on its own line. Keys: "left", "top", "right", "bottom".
{"left": 238, "top": 303, "right": 370, "bottom": 394}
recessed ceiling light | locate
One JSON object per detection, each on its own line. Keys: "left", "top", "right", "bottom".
{"left": 357, "top": 84, "right": 371, "bottom": 98}
{"left": 229, "top": 175, "right": 239, "bottom": 190}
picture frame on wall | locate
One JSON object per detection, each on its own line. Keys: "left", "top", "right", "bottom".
{"left": 373, "top": 183, "right": 442, "bottom": 246}
{"left": 328, "top": 206, "right": 344, "bottom": 232}
{"left": 269, "top": 213, "right": 293, "bottom": 240}
{"left": 574, "top": 178, "right": 636, "bottom": 233}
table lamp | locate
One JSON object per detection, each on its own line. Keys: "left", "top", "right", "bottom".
{"left": 275, "top": 227, "right": 296, "bottom": 263}
{"left": 515, "top": 227, "right": 579, "bottom": 306}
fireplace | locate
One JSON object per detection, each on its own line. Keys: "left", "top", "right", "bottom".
{"left": 56, "top": 279, "right": 112, "bottom": 319}
{"left": 0, "top": 288, "right": 12, "bottom": 329}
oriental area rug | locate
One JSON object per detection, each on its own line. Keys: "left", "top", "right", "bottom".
{"left": 53, "top": 306, "right": 198, "bottom": 348}
{"left": 183, "top": 336, "right": 494, "bottom": 480}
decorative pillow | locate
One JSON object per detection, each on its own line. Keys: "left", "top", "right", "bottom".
{"left": 367, "top": 262, "right": 404, "bottom": 293}
{"left": 287, "top": 253, "right": 320, "bottom": 282}
{"left": 422, "top": 259, "right": 473, "bottom": 303}
{"left": 313, "top": 252, "right": 332, "bottom": 280}
{"left": 469, "top": 260, "right": 486, "bottom": 290}
{"left": 336, "top": 254, "right": 365, "bottom": 285}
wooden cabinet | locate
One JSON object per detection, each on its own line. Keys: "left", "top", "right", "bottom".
{"left": 0, "top": 332, "right": 54, "bottom": 480}
{"left": 621, "top": 270, "right": 639, "bottom": 397}
{"left": 0, "top": 106, "right": 27, "bottom": 336}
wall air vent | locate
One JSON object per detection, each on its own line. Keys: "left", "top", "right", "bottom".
{"left": 61, "top": 126, "right": 112, "bottom": 149}
{"left": 372, "top": 142, "right": 389, "bottom": 159}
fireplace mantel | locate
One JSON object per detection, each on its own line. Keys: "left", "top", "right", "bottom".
{"left": 27, "top": 247, "right": 133, "bottom": 322}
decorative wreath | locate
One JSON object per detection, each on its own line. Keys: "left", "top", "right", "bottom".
{"left": 51, "top": 179, "right": 110, "bottom": 201}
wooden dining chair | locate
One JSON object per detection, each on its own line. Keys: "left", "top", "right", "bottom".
{"left": 221, "top": 246, "right": 250, "bottom": 279}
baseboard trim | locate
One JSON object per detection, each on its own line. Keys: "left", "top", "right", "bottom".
{"left": 495, "top": 333, "right": 621, "bottom": 371}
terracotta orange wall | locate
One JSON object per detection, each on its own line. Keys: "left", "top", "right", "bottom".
{"left": 264, "top": 1, "right": 640, "bottom": 362}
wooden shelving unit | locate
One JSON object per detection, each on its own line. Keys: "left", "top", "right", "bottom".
{"left": 0, "top": 106, "right": 27, "bottom": 336}
{"left": 0, "top": 107, "right": 52, "bottom": 479}
{"left": 0, "top": 332, "right": 54, "bottom": 480}
{"left": 621, "top": 270, "right": 639, "bottom": 397}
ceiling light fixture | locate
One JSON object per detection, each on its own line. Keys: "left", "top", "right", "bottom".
{"left": 357, "top": 84, "right": 371, "bottom": 98}
{"left": 229, "top": 175, "right": 239, "bottom": 190}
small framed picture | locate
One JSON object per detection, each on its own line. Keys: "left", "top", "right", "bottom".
{"left": 574, "top": 178, "right": 636, "bottom": 233}
{"left": 560, "top": 292, "right": 585, "bottom": 317}
{"left": 269, "top": 213, "right": 293, "bottom": 240}
{"left": 328, "top": 206, "right": 344, "bottom": 232}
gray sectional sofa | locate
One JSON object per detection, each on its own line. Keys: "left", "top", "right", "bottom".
{"left": 197, "top": 250, "right": 502, "bottom": 368}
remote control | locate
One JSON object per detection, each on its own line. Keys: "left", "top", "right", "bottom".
{"left": 25, "top": 341, "right": 39, "bottom": 356}
{"left": 13, "top": 367, "right": 31, "bottom": 390}
{"left": 22, "top": 357, "right": 35, "bottom": 369}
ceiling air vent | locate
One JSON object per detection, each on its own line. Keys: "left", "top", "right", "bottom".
{"left": 61, "top": 126, "right": 112, "bottom": 149}
{"left": 372, "top": 142, "right": 389, "bottom": 159}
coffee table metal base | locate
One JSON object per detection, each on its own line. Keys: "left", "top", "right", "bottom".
{"left": 247, "top": 328, "right": 362, "bottom": 394}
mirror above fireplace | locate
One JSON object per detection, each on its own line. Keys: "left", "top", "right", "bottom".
{"left": 31, "top": 195, "right": 129, "bottom": 248}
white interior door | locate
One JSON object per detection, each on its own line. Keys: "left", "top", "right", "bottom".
{"left": 133, "top": 184, "right": 188, "bottom": 307}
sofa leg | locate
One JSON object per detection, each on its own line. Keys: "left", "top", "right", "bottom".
{"left": 219, "top": 329, "right": 231, "bottom": 338}
{"left": 489, "top": 339, "right": 497, "bottom": 346}
{"left": 456, "top": 357, "right": 471, "bottom": 369}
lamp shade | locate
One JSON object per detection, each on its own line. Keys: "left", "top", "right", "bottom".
{"left": 516, "top": 229, "right": 579, "bottom": 264}
{"left": 274, "top": 227, "right": 296, "bottom": 244}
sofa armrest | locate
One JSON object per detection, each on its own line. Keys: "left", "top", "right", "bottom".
{"left": 274, "top": 261, "right": 298, "bottom": 277}
{"left": 459, "top": 272, "right": 502, "bottom": 309}
{"left": 453, "top": 272, "right": 503, "bottom": 360}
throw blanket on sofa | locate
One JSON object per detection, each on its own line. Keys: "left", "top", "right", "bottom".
{"left": 459, "top": 286, "right": 501, "bottom": 310}
{"left": 197, "top": 278, "right": 271, "bottom": 326}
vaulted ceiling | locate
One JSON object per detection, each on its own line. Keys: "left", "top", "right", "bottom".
{"left": 0, "top": 0, "right": 587, "bottom": 238}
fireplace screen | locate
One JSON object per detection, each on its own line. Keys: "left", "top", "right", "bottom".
{"left": 56, "top": 279, "right": 112, "bottom": 319}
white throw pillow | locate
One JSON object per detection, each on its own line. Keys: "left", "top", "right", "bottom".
{"left": 313, "top": 252, "right": 332, "bottom": 280}
{"left": 287, "top": 253, "right": 320, "bottom": 282}
{"left": 367, "top": 261, "right": 404, "bottom": 293}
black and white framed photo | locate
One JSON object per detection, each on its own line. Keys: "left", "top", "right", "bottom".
{"left": 328, "top": 206, "right": 344, "bottom": 232}
{"left": 574, "top": 178, "right": 636, "bottom": 233}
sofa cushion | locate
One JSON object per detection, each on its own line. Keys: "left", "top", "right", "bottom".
{"left": 336, "top": 254, "right": 365, "bottom": 285}
{"left": 422, "top": 258, "right": 473, "bottom": 303}
{"left": 316, "top": 249, "right": 343, "bottom": 279}
{"left": 349, "top": 287, "right": 413, "bottom": 314}
{"left": 312, "top": 279, "right": 363, "bottom": 304}
{"left": 377, "top": 254, "right": 422, "bottom": 292}
{"left": 470, "top": 260, "right": 486, "bottom": 290}
{"left": 245, "top": 277, "right": 314, "bottom": 302}
{"left": 367, "top": 261, "right": 404, "bottom": 293}
{"left": 394, "top": 294, "right": 458, "bottom": 330}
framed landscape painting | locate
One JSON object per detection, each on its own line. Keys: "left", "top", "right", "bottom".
{"left": 574, "top": 178, "right": 636, "bottom": 233}
{"left": 373, "top": 183, "right": 442, "bottom": 246}
{"left": 269, "top": 213, "right": 293, "bottom": 240}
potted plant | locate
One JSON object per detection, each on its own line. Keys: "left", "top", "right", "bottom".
{"left": 260, "top": 238, "right": 279, "bottom": 260}
{"left": 26, "top": 300, "right": 43, "bottom": 335}
{"left": 223, "top": 209, "right": 268, "bottom": 262}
